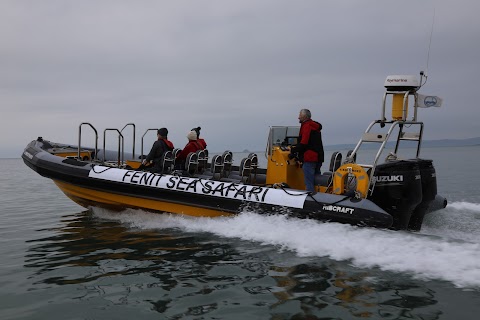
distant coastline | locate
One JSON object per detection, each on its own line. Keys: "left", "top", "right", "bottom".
{"left": 323, "top": 136, "right": 480, "bottom": 151}
{"left": 235, "top": 137, "right": 480, "bottom": 153}
{"left": 4, "top": 137, "right": 479, "bottom": 159}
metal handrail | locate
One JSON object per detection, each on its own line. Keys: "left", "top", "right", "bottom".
{"left": 141, "top": 129, "right": 158, "bottom": 160}
{"left": 121, "top": 123, "right": 136, "bottom": 159}
{"left": 78, "top": 122, "right": 98, "bottom": 161}
{"left": 103, "top": 129, "right": 124, "bottom": 167}
{"left": 347, "top": 120, "right": 424, "bottom": 196}
{"left": 381, "top": 91, "right": 419, "bottom": 122}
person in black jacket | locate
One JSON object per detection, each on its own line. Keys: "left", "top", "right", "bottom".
{"left": 140, "top": 127, "right": 174, "bottom": 172}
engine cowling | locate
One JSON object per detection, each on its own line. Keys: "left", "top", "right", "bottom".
{"left": 369, "top": 160, "right": 422, "bottom": 230}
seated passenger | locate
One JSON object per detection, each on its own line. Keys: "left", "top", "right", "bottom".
{"left": 191, "top": 126, "right": 207, "bottom": 149}
{"left": 140, "top": 127, "right": 174, "bottom": 172}
{"left": 176, "top": 130, "right": 204, "bottom": 167}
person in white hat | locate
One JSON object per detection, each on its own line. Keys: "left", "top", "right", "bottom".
{"left": 191, "top": 126, "right": 207, "bottom": 149}
{"left": 176, "top": 130, "right": 204, "bottom": 163}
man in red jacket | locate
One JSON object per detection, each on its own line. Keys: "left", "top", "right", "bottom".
{"left": 291, "top": 108, "right": 324, "bottom": 193}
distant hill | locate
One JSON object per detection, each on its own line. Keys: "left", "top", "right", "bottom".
{"left": 324, "top": 137, "right": 480, "bottom": 151}
{"left": 420, "top": 137, "right": 480, "bottom": 147}
{"left": 236, "top": 137, "right": 480, "bottom": 154}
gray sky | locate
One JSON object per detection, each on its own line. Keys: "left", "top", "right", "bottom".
{"left": 1, "top": 0, "right": 479, "bottom": 158}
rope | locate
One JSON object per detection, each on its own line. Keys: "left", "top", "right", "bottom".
{"left": 91, "top": 165, "right": 113, "bottom": 174}
{"left": 331, "top": 195, "right": 352, "bottom": 205}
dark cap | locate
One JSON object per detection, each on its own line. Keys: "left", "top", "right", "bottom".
{"left": 191, "top": 126, "right": 201, "bottom": 138}
{"left": 158, "top": 128, "right": 168, "bottom": 137}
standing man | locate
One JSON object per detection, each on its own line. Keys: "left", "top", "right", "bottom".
{"left": 291, "top": 108, "right": 324, "bottom": 193}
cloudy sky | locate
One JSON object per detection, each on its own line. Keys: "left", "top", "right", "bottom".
{"left": 1, "top": 0, "right": 479, "bottom": 158}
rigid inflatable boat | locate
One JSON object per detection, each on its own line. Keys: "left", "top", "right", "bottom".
{"left": 22, "top": 74, "right": 447, "bottom": 230}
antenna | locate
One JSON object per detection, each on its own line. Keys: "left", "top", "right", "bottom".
{"left": 423, "top": 7, "right": 436, "bottom": 88}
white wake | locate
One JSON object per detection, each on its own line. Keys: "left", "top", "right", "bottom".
{"left": 92, "top": 205, "right": 480, "bottom": 289}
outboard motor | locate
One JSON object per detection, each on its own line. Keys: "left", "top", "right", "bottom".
{"left": 369, "top": 160, "right": 422, "bottom": 230}
{"left": 408, "top": 159, "right": 437, "bottom": 231}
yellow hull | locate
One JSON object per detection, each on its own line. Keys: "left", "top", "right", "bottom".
{"left": 53, "top": 180, "right": 233, "bottom": 218}
{"left": 52, "top": 150, "right": 92, "bottom": 161}
{"left": 126, "top": 159, "right": 142, "bottom": 169}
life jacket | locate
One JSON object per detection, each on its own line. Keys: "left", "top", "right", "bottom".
{"left": 306, "top": 121, "right": 323, "bottom": 153}
{"left": 161, "top": 138, "right": 174, "bottom": 151}
{"left": 191, "top": 140, "right": 204, "bottom": 150}
{"left": 197, "top": 138, "right": 207, "bottom": 149}
{"left": 298, "top": 120, "right": 324, "bottom": 163}
{"left": 176, "top": 140, "right": 204, "bottom": 161}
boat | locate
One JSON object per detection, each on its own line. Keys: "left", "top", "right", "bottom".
{"left": 22, "top": 73, "right": 447, "bottom": 230}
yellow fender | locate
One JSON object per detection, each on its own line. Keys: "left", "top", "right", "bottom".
{"left": 332, "top": 163, "right": 369, "bottom": 198}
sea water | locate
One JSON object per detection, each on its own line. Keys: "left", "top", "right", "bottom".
{"left": 1, "top": 146, "right": 479, "bottom": 319}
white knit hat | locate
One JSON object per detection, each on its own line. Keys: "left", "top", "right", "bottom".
{"left": 187, "top": 131, "right": 197, "bottom": 140}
